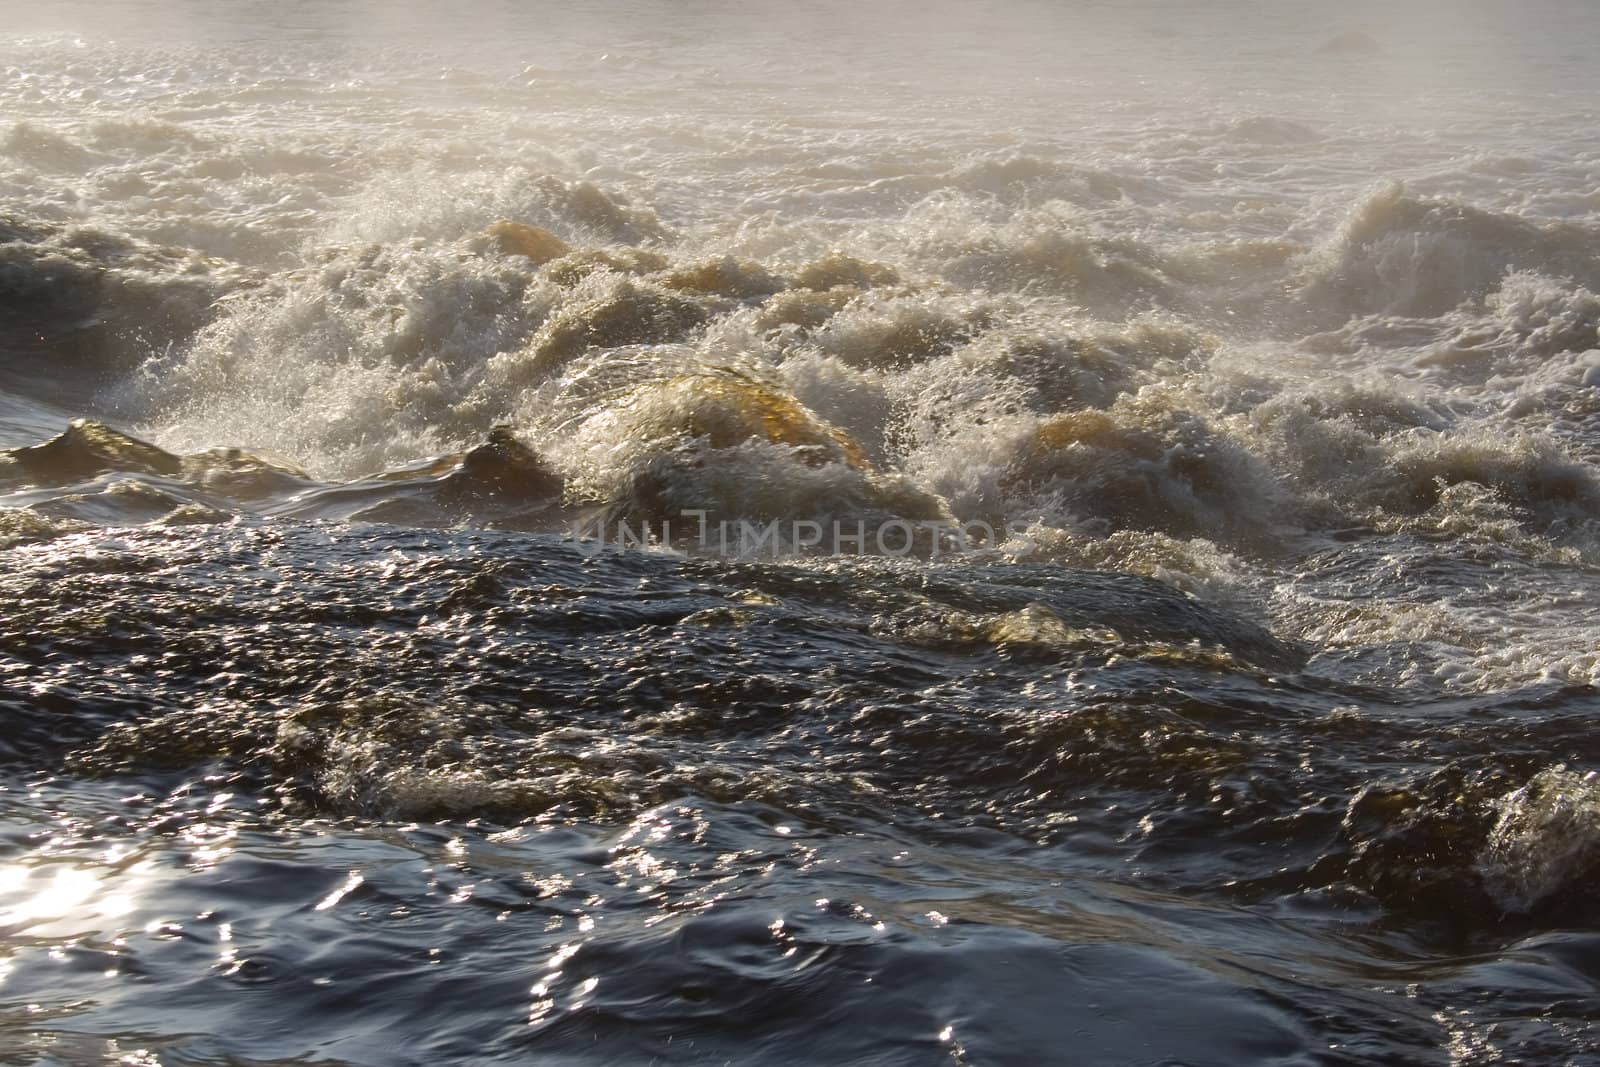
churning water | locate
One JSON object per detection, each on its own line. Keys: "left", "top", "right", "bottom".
{"left": 3, "top": 1, "right": 1600, "bottom": 1063}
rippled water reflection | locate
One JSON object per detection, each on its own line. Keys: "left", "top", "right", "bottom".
{"left": 0, "top": 526, "right": 1595, "bottom": 1063}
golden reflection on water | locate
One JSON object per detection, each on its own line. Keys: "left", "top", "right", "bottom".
{"left": 0, "top": 859, "right": 154, "bottom": 937}
{"left": 315, "top": 870, "right": 365, "bottom": 912}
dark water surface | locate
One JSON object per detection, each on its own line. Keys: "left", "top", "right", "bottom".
{"left": 1, "top": 525, "right": 1597, "bottom": 1064}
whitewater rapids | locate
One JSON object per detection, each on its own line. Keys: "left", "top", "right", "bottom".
{"left": 3, "top": 2, "right": 1600, "bottom": 1063}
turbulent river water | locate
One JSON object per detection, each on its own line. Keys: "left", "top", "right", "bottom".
{"left": 4, "top": 2, "right": 1600, "bottom": 1063}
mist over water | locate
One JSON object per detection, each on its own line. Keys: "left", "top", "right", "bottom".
{"left": 3, "top": 2, "right": 1600, "bottom": 1064}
